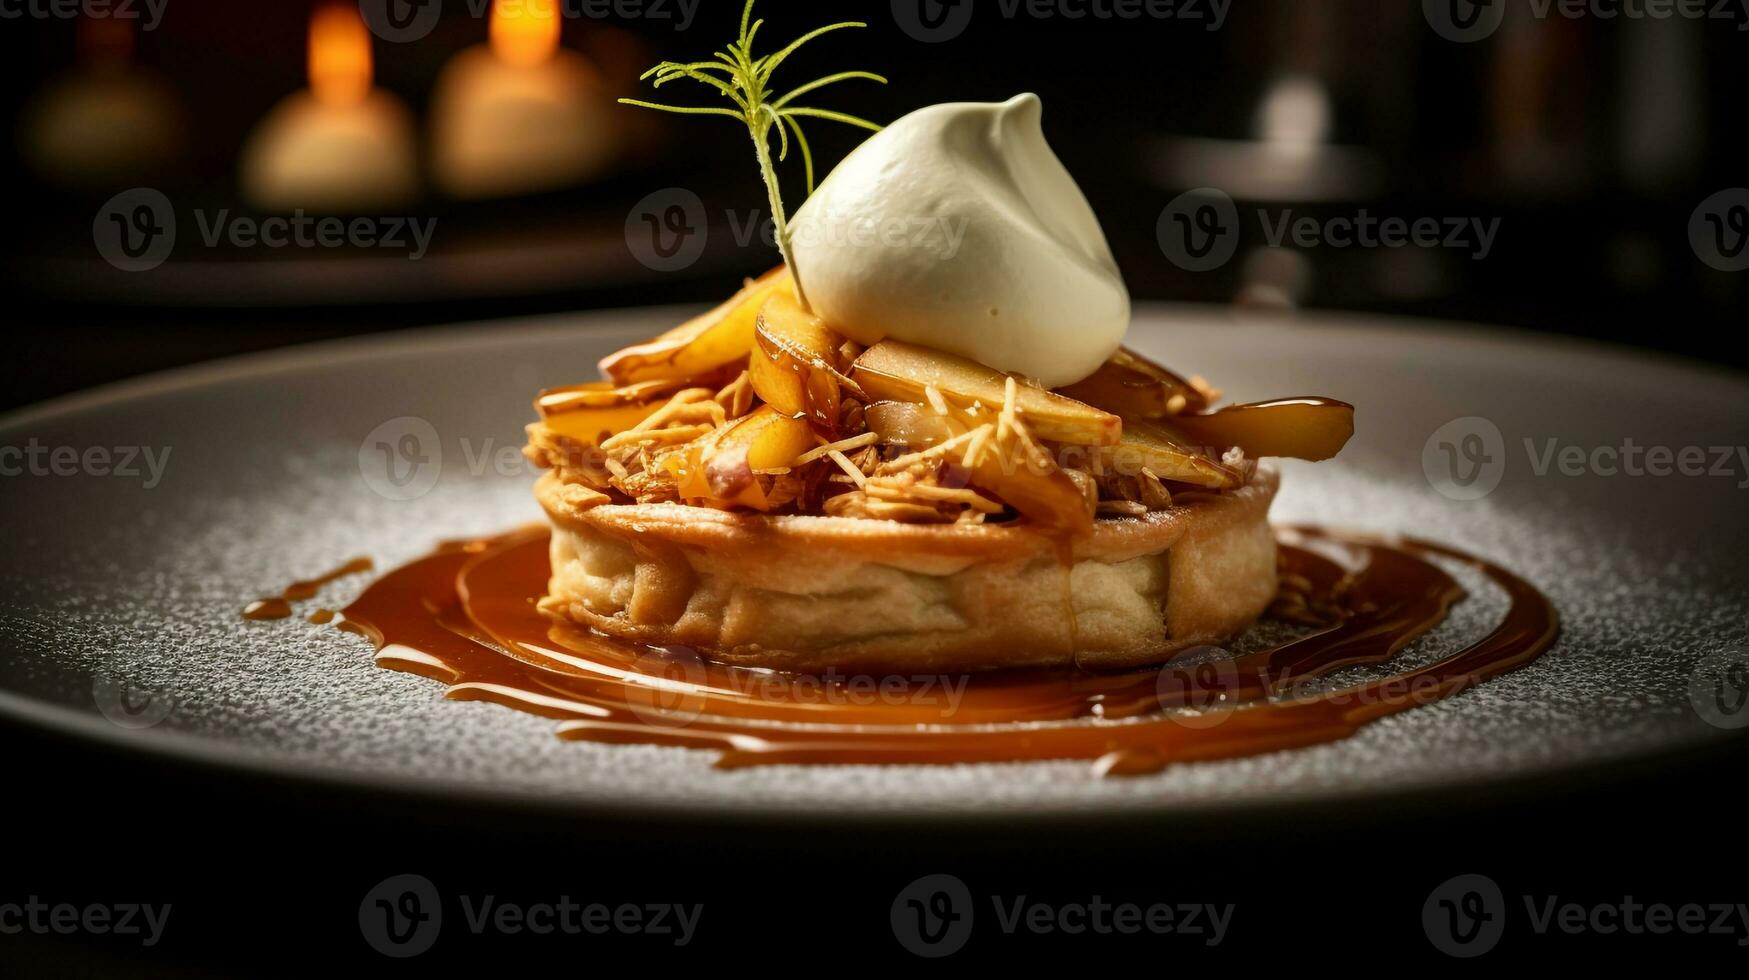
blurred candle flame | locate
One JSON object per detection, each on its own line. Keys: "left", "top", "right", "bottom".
{"left": 1256, "top": 74, "right": 1330, "bottom": 161}
{"left": 308, "top": 5, "right": 373, "bottom": 106}
{"left": 491, "top": 0, "right": 561, "bottom": 69}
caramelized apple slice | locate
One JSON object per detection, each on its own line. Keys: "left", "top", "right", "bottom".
{"left": 668, "top": 406, "right": 816, "bottom": 510}
{"left": 863, "top": 400, "right": 963, "bottom": 447}
{"left": 749, "top": 291, "right": 845, "bottom": 430}
{"left": 963, "top": 444, "right": 1093, "bottom": 534}
{"left": 851, "top": 341, "right": 1120, "bottom": 446}
{"left": 709, "top": 407, "right": 818, "bottom": 487}
{"left": 1170, "top": 398, "right": 1354, "bottom": 462}
{"left": 865, "top": 400, "right": 1092, "bottom": 533}
{"left": 534, "top": 379, "right": 689, "bottom": 418}
{"left": 600, "top": 268, "right": 792, "bottom": 385}
{"left": 1055, "top": 347, "right": 1210, "bottom": 418}
{"left": 1103, "top": 419, "right": 1244, "bottom": 490}
{"left": 532, "top": 377, "right": 696, "bottom": 448}
{"left": 539, "top": 402, "right": 667, "bottom": 447}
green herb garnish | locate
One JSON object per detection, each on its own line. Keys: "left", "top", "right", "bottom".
{"left": 619, "top": 0, "right": 886, "bottom": 311}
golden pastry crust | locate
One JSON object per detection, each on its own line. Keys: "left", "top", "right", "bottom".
{"left": 535, "top": 464, "right": 1279, "bottom": 673}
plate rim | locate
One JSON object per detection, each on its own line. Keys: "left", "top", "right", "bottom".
{"left": 3, "top": 303, "right": 1744, "bottom": 821}
{"left": 4, "top": 683, "right": 1735, "bottom": 826}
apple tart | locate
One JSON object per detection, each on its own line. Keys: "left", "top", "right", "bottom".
{"left": 523, "top": 269, "right": 1354, "bottom": 672}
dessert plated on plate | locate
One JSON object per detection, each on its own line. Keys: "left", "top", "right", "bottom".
{"left": 524, "top": 91, "right": 1355, "bottom": 674}
{"left": 325, "top": 2, "right": 1557, "bottom": 774}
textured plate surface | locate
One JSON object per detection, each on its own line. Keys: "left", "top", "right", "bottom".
{"left": 2, "top": 306, "right": 1745, "bottom": 819}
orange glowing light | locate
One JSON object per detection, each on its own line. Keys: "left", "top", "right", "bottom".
{"left": 491, "top": 0, "right": 561, "bottom": 69}
{"left": 308, "top": 5, "right": 373, "bottom": 106}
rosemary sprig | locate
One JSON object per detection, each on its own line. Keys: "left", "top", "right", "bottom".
{"left": 619, "top": 0, "right": 886, "bottom": 311}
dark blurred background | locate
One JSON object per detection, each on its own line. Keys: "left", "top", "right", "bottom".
{"left": 0, "top": 0, "right": 1744, "bottom": 414}
{"left": 2, "top": 4, "right": 1747, "bottom": 971}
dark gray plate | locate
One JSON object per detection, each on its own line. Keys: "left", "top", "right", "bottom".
{"left": 3, "top": 306, "right": 1745, "bottom": 819}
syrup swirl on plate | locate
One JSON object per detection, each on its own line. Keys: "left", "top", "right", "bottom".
{"left": 242, "top": 557, "right": 374, "bottom": 621}
{"left": 319, "top": 525, "right": 1558, "bottom": 776}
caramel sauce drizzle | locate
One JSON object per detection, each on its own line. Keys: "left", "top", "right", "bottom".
{"left": 335, "top": 527, "right": 1557, "bottom": 776}
{"left": 242, "top": 557, "right": 375, "bottom": 621}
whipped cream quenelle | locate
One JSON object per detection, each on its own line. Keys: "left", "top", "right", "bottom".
{"left": 788, "top": 94, "right": 1129, "bottom": 388}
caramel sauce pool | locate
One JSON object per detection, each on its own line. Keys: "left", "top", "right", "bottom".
{"left": 330, "top": 527, "right": 1557, "bottom": 775}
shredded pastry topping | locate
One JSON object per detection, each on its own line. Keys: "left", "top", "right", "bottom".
{"left": 526, "top": 270, "right": 1354, "bottom": 535}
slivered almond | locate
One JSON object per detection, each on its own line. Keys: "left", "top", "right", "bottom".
{"left": 882, "top": 427, "right": 983, "bottom": 471}
{"left": 556, "top": 483, "right": 612, "bottom": 511}
{"left": 600, "top": 424, "right": 714, "bottom": 452}
{"left": 793, "top": 431, "right": 880, "bottom": 466}
{"left": 826, "top": 449, "right": 867, "bottom": 487}
{"left": 878, "top": 482, "right": 1003, "bottom": 513}
{"left": 629, "top": 388, "right": 715, "bottom": 433}
{"left": 1137, "top": 467, "right": 1173, "bottom": 510}
{"left": 997, "top": 375, "right": 1018, "bottom": 444}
